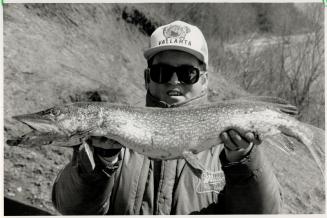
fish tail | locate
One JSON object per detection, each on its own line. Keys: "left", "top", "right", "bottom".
{"left": 279, "top": 124, "right": 324, "bottom": 175}
{"left": 236, "top": 96, "right": 299, "bottom": 116}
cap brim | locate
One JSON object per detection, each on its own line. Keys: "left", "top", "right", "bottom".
{"left": 144, "top": 45, "right": 205, "bottom": 64}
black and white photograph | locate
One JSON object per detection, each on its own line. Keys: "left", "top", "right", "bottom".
{"left": 3, "top": 1, "right": 325, "bottom": 215}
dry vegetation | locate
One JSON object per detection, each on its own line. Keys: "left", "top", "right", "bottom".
{"left": 221, "top": 4, "right": 324, "bottom": 129}
{"left": 129, "top": 3, "right": 324, "bottom": 128}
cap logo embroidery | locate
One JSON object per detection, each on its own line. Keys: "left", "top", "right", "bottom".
{"left": 158, "top": 24, "right": 192, "bottom": 46}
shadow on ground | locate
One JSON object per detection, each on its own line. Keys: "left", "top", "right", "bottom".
{"left": 4, "top": 197, "right": 53, "bottom": 216}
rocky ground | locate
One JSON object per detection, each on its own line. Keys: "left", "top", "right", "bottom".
{"left": 3, "top": 3, "right": 325, "bottom": 215}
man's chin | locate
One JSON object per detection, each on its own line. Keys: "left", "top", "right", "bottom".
{"left": 165, "top": 96, "right": 186, "bottom": 105}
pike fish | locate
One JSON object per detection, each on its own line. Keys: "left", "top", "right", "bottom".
{"left": 7, "top": 96, "right": 325, "bottom": 175}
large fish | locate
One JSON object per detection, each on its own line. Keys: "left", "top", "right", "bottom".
{"left": 7, "top": 96, "right": 325, "bottom": 175}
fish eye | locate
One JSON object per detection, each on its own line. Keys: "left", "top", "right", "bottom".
{"left": 50, "top": 108, "right": 61, "bottom": 116}
{"left": 41, "top": 108, "right": 60, "bottom": 116}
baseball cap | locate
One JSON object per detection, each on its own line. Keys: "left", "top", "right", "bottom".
{"left": 144, "top": 20, "right": 208, "bottom": 70}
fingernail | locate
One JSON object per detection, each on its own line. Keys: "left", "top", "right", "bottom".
{"left": 245, "top": 132, "right": 254, "bottom": 141}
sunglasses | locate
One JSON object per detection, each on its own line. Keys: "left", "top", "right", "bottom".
{"left": 148, "top": 64, "right": 204, "bottom": 85}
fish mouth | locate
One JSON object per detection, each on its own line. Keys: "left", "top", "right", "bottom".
{"left": 12, "top": 113, "right": 59, "bottom": 133}
{"left": 7, "top": 130, "right": 76, "bottom": 147}
{"left": 10, "top": 113, "right": 85, "bottom": 147}
{"left": 10, "top": 114, "right": 70, "bottom": 147}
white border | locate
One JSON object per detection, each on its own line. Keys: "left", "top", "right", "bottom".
{"left": 0, "top": 2, "right": 4, "bottom": 218}
{"left": 1, "top": 0, "right": 326, "bottom": 217}
{"left": 1, "top": 0, "right": 326, "bottom": 3}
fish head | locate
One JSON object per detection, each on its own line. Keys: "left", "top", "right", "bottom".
{"left": 12, "top": 103, "right": 99, "bottom": 146}
{"left": 12, "top": 106, "right": 72, "bottom": 136}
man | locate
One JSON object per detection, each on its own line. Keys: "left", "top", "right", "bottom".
{"left": 52, "top": 20, "right": 282, "bottom": 214}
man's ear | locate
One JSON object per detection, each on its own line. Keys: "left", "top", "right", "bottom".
{"left": 200, "top": 72, "right": 208, "bottom": 94}
{"left": 144, "top": 68, "right": 150, "bottom": 90}
{"left": 201, "top": 72, "right": 208, "bottom": 86}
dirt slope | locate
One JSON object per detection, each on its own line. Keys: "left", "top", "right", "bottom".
{"left": 3, "top": 3, "right": 325, "bottom": 214}
{"left": 4, "top": 4, "right": 150, "bottom": 214}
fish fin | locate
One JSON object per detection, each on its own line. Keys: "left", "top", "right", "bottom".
{"left": 265, "top": 136, "right": 291, "bottom": 155}
{"left": 278, "top": 125, "right": 311, "bottom": 147}
{"left": 274, "top": 103, "right": 298, "bottom": 116}
{"left": 280, "top": 135, "right": 296, "bottom": 152}
{"left": 303, "top": 123, "right": 325, "bottom": 161}
{"left": 279, "top": 124, "right": 325, "bottom": 175}
{"left": 237, "top": 96, "right": 298, "bottom": 116}
{"left": 70, "top": 127, "right": 96, "bottom": 141}
{"left": 182, "top": 151, "right": 206, "bottom": 176}
{"left": 238, "top": 95, "right": 290, "bottom": 104}
{"left": 300, "top": 123, "right": 325, "bottom": 175}
{"left": 81, "top": 140, "right": 96, "bottom": 171}
{"left": 210, "top": 146, "right": 215, "bottom": 156}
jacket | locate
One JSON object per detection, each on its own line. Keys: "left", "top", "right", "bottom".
{"left": 52, "top": 92, "right": 283, "bottom": 214}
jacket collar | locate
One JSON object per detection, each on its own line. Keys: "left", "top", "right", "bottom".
{"left": 145, "top": 91, "right": 208, "bottom": 108}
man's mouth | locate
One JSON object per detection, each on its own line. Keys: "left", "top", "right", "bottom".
{"left": 167, "top": 90, "right": 183, "bottom": 96}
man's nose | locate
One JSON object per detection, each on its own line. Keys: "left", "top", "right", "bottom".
{"left": 167, "top": 72, "right": 180, "bottom": 84}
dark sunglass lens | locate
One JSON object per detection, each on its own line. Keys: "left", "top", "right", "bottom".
{"left": 149, "top": 65, "right": 160, "bottom": 83}
{"left": 149, "top": 65, "right": 173, "bottom": 83}
{"left": 149, "top": 65, "right": 200, "bottom": 84}
{"left": 179, "top": 66, "right": 200, "bottom": 84}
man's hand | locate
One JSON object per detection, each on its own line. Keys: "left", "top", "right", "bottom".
{"left": 85, "top": 136, "right": 123, "bottom": 167}
{"left": 77, "top": 136, "right": 123, "bottom": 174}
{"left": 220, "top": 130, "right": 261, "bottom": 162}
{"left": 87, "top": 136, "right": 123, "bottom": 150}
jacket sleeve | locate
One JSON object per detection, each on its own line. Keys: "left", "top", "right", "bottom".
{"left": 51, "top": 143, "right": 122, "bottom": 215}
{"left": 219, "top": 142, "right": 283, "bottom": 214}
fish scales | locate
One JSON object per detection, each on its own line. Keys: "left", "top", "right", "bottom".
{"left": 65, "top": 103, "right": 295, "bottom": 157}
{"left": 7, "top": 100, "right": 324, "bottom": 174}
